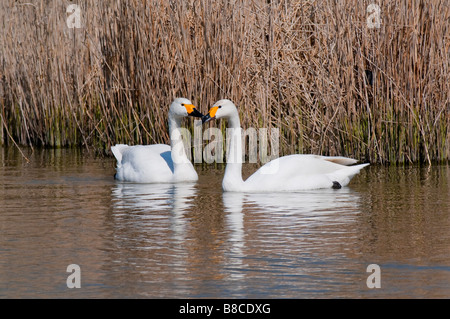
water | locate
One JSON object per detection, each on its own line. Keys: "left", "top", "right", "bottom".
{"left": 0, "top": 148, "right": 449, "bottom": 298}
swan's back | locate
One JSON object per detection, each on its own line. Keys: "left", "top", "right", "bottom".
{"left": 112, "top": 144, "right": 175, "bottom": 183}
{"left": 241, "top": 154, "right": 368, "bottom": 192}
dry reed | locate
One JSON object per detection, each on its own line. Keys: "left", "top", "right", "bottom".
{"left": 0, "top": 0, "right": 449, "bottom": 164}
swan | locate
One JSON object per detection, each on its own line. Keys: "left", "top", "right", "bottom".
{"left": 111, "top": 98, "right": 203, "bottom": 183}
{"left": 202, "top": 99, "right": 369, "bottom": 192}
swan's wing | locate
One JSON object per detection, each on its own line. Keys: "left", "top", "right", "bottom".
{"left": 245, "top": 154, "right": 368, "bottom": 191}
{"left": 251, "top": 154, "right": 349, "bottom": 176}
{"left": 116, "top": 144, "right": 174, "bottom": 182}
{"left": 111, "top": 144, "right": 170, "bottom": 165}
{"left": 313, "top": 155, "right": 358, "bottom": 166}
{"left": 121, "top": 144, "right": 171, "bottom": 169}
{"left": 111, "top": 144, "right": 129, "bottom": 164}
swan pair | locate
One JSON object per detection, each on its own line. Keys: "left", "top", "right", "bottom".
{"left": 112, "top": 98, "right": 369, "bottom": 191}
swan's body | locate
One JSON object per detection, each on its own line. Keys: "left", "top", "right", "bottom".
{"left": 112, "top": 98, "right": 203, "bottom": 183}
{"left": 202, "top": 99, "right": 369, "bottom": 192}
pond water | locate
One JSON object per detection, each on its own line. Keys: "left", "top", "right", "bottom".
{"left": 0, "top": 147, "right": 449, "bottom": 298}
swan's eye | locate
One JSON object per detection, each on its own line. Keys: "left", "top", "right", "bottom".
{"left": 181, "top": 103, "right": 185, "bottom": 106}
{"left": 218, "top": 105, "right": 222, "bottom": 109}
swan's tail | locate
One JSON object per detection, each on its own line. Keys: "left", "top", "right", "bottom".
{"left": 328, "top": 163, "right": 370, "bottom": 187}
{"left": 111, "top": 144, "right": 129, "bottom": 165}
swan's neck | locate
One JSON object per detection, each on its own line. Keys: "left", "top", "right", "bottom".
{"left": 168, "top": 115, "right": 191, "bottom": 172}
{"left": 223, "top": 115, "right": 245, "bottom": 191}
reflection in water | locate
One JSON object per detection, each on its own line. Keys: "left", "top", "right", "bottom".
{"left": 1, "top": 148, "right": 449, "bottom": 298}
{"left": 107, "top": 182, "right": 199, "bottom": 298}
{"left": 112, "top": 182, "right": 196, "bottom": 212}
{"left": 243, "top": 188, "right": 360, "bottom": 213}
{"left": 222, "top": 189, "right": 364, "bottom": 292}
{"left": 223, "top": 188, "right": 363, "bottom": 241}
{"left": 111, "top": 182, "right": 196, "bottom": 245}
{"left": 223, "top": 192, "right": 245, "bottom": 281}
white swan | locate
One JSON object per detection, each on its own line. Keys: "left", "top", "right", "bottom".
{"left": 111, "top": 98, "right": 203, "bottom": 183}
{"left": 202, "top": 99, "right": 369, "bottom": 192}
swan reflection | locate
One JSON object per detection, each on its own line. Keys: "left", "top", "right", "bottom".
{"left": 111, "top": 182, "right": 196, "bottom": 243}
{"left": 223, "top": 192, "right": 245, "bottom": 280}
{"left": 222, "top": 188, "right": 363, "bottom": 280}
{"left": 224, "top": 187, "right": 362, "bottom": 216}
{"left": 112, "top": 182, "right": 196, "bottom": 211}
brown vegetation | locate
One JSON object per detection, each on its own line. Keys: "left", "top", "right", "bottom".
{"left": 0, "top": 0, "right": 449, "bottom": 164}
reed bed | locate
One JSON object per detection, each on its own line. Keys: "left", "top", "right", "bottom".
{"left": 0, "top": 0, "right": 448, "bottom": 164}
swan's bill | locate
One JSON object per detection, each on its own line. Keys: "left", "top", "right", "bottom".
{"left": 183, "top": 104, "right": 204, "bottom": 118}
{"left": 202, "top": 113, "right": 215, "bottom": 124}
{"left": 202, "top": 106, "right": 219, "bottom": 123}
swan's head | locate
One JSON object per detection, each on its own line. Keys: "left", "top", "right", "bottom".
{"left": 202, "top": 99, "right": 237, "bottom": 123}
{"left": 170, "top": 98, "right": 203, "bottom": 118}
